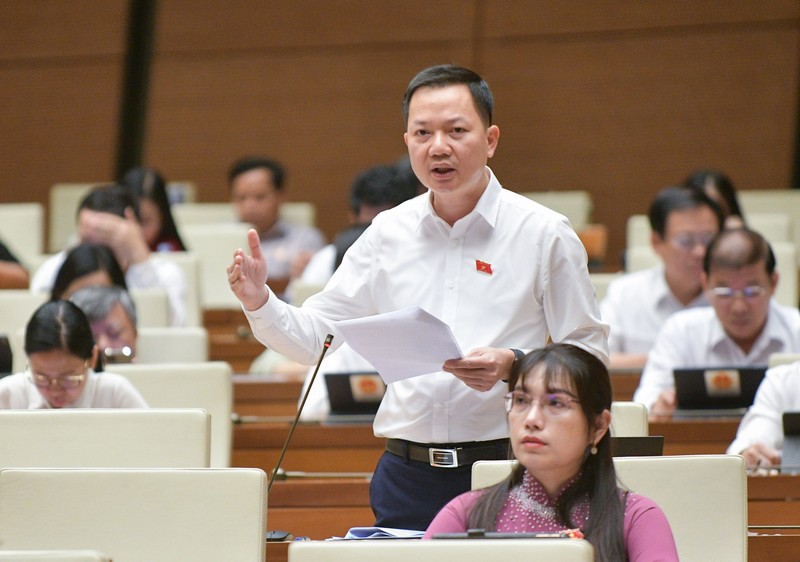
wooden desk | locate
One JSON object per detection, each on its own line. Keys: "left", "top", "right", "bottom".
{"left": 233, "top": 422, "right": 384, "bottom": 473}
{"left": 610, "top": 369, "right": 641, "bottom": 402}
{"left": 748, "top": 474, "right": 800, "bottom": 527}
{"left": 649, "top": 417, "right": 739, "bottom": 455}
{"left": 268, "top": 478, "right": 374, "bottom": 540}
{"left": 205, "top": 309, "right": 265, "bottom": 373}
{"left": 233, "top": 375, "right": 304, "bottom": 417}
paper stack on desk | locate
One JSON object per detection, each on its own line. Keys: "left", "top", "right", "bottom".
{"left": 341, "top": 526, "right": 424, "bottom": 539}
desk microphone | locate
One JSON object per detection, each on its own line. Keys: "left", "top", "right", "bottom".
{"left": 268, "top": 333, "right": 333, "bottom": 492}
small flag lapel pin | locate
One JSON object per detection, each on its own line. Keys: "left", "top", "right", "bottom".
{"left": 476, "top": 260, "right": 493, "bottom": 275}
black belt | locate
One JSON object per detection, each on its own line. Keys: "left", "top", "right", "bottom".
{"left": 385, "top": 438, "right": 509, "bottom": 469}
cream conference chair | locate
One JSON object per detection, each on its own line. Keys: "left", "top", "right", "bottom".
{"left": 288, "top": 538, "right": 594, "bottom": 562}
{"left": 0, "top": 467, "right": 266, "bottom": 562}
{"left": 0, "top": 409, "right": 210, "bottom": 468}
{"left": 112, "top": 362, "right": 232, "bottom": 467}
{"left": 472, "top": 454, "right": 747, "bottom": 562}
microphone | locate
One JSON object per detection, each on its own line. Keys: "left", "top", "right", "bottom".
{"left": 268, "top": 333, "right": 334, "bottom": 492}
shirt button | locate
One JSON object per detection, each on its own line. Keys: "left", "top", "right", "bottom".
{"left": 446, "top": 281, "right": 455, "bottom": 289}
{"left": 452, "top": 238, "right": 460, "bottom": 246}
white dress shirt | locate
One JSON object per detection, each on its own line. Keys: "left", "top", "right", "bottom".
{"left": 243, "top": 168, "right": 608, "bottom": 443}
{"left": 0, "top": 370, "right": 148, "bottom": 409}
{"left": 600, "top": 265, "right": 709, "bottom": 354}
{"left": 634, "top": 301, "right": 800, "bottom": 410}
{"left": 727, "top": 362, "right": 800, "bottom": 455}
{"left": 31, "top": 251, "right": 188, "bottom": 327}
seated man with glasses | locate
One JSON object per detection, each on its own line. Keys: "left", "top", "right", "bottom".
{"left": 600, "top": 186, "right": 724, "bottom": 369}
{"left": 633, "top": 227, "right": 800, "bottom": 416}
{"left": 0, "top": 300, "right": 147, "bottom": 409}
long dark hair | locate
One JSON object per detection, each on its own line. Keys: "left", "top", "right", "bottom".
{"left": 51, "top": 243, "right": 127, "bottom": 301}
{"left": 467, "top": 344, "right": 626, "bottom": 562}
{"left": 121, "top": 166, "right": 187, "bottom": 251}
{"left": 25, "top": 300, "right": 97, "bottom": 367}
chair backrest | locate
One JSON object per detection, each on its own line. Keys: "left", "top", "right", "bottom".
{"left": 0, "top": 551, "right": 111, "bottom": 561}
{"left": 48, "top": 183, "right": 96, "bottom": 253}
{"left": 589, "top": 272, "right": 622, "bottom": 302}
{"left": 171, "top": 202, "right": 237, "bottom": 230}
{"left": 472, "top": 455, "right": 748, "bottom": 562}
{"left": 136, "top": 326, "right": 209, "bottom": 363}
{"left": 0, "top": 409, "right": 210, "bottom": 468}
{"left": 768, "top": 352, "right": 800, "bottom": 368}
{"left": 179, "top": 223, "right": 251, "bottom": 309}
{"left": 151, "top": 252, "right": 202, "bottom": 326}
{"left": 129, "top": 287, "right": 170, "bottom": 328}
{"left": 614, "top": 455, "right": 747, "bottom": 562}
{"left": 625, "top": 214, "right": 651, "bottom": 249}
{"left": 0, "top": 290, "right": 47, "bottom": 340}
{"left": 520, "top": 191, "right": 593, "bottom": 231}
{"left": 771, "top": 241, "right": 798, "bottom": 308}
{"left": 0, "top": 467, "right": 266, "bottom": 562}
{"left": 609, "top": 401, "right": 648, "bottom": 437}
{"left": 172, "top": 201, "right": 316, "bottom": 230}
{"left": 288, "top": 280, "right": 326, "bottom": 306}
{"left": 288, "top": 538, "right": 594, "bottom": 561}
{"left": 112, "top": 362, "right": 232, "bottom": 467}
{"left": 0, "top": 203, "right": 44, "bottom": 267}
{"left": 627, "top": 211, "right": 792, "bottom": 248}
{"left": 624, "top": 245, "right": 660, "bottom": 272}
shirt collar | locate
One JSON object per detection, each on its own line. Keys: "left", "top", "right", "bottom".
{"left": 417, "top": 166, "right": 501, "bottom": 230}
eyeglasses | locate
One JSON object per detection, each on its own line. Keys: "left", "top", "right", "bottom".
{"left": 504, "top": 391, "right": 580, "bottom": 417}
{"left": 708, "top": 286, "right": 767, "bottom": 301}
{"left": 27, "top": 362, "right": 88, "bottom": 390}
{"left": 669, "top": 232, "right": 715, "bottom": 251}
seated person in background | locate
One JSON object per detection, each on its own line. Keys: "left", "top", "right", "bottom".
{"left": 30, "top": 185, "right": 187, "bottom": 326}
{"left": 424, "top": 343, "right": 678, "bottom": 561}
{"left": 727, "top": 361, "right": 800, "bottom": 468}
{"left": 0, "top": 300, "right": 147, "bottom": 409}
{"left": 228, "top": 156, "right": 325, "bottom": 299}
{"left": 601, "top": 186, "right": 723, "bottom": 369}
{"left": 50, "top": 243, "right": 127, "bottom": 301}
{"left": 121, "top": 166, "right": 188, "bottom": 252}
{"left": 69, "top": 286, "right": 137, "bottom": 365}
{"left": 634, "top": 228, "right": 800, "bottom": 416}
{"left": 0, "top": 239, "right": 29, "bottom": 289}
{"left": 683, "top": 168, "right": 745, "bottom": 229}
{"left": 299, "top": 162, "right": 422, "bottom": 285}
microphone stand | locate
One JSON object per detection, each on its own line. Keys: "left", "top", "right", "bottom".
{"left": 268, "top": 333, "right": 334, "bottom": 493}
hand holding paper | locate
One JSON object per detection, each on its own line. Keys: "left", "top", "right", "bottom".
{"left": 336, "top": 307, "right": 462, "bottom": 383}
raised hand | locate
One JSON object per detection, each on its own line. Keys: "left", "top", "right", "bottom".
{"left": 227, "top": 228, "right": 270, "bottom": 311}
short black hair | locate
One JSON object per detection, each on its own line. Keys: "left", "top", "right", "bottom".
{"left": 648, "top": 186, "right": 724, "bottom": 238}
{"left": 227, "top": 157, "right": 285, "bottom": 191}
{"left": 402, "top": 64, "right": 493, "bottom": 127}
{"left": 78, "top": 184, "right": 140, "bottom": 221}
{"left": 349, "top": 164, "right": 419, "bottom": 214}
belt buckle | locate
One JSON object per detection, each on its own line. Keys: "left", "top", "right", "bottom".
{"left": 429, "top": 447, "right": 459, "bottom": 468}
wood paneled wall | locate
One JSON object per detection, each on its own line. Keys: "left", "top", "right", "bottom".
{"left": 1, "top": 1, "right": 798, "bottom": 268}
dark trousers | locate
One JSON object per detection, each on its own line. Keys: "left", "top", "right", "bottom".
{"left": 370, "top": 450, "right": 474, "bottom": 531}
{"left": 369, "top": 451, "right": 472, "bottom": 531}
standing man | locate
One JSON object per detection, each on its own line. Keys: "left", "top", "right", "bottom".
{"left": 228, "top": 64, "right": 608, "bottom": 530}
{"left": 228, "top": 156, "right": 325, "bottom": 300}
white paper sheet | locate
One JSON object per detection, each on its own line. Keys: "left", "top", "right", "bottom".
{"left": 336, "top": 306, "right": 463, "bottom": 383}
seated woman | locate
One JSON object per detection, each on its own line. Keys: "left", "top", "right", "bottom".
{"left": 121, "top": 166, "right": 187, "bottom": 252}
{"left": 0, "top": 300, "right": 147, "bottom": 409}
{"left": 51, "top": 242, "right": 127, "bottom": 301}
{"left": 424, "top": 343, "right": 678, "bottom": 561}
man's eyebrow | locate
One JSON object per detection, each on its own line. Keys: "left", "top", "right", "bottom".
{"left": 410, "top": 115, "right": 467, "bottom": 127}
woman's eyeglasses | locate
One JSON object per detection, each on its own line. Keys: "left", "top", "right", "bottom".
{"left": 504, "top": 390, "right": 579, "bottom": 416}
{"left": 27, "top": 362, "right": 88, "bottom": 389}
